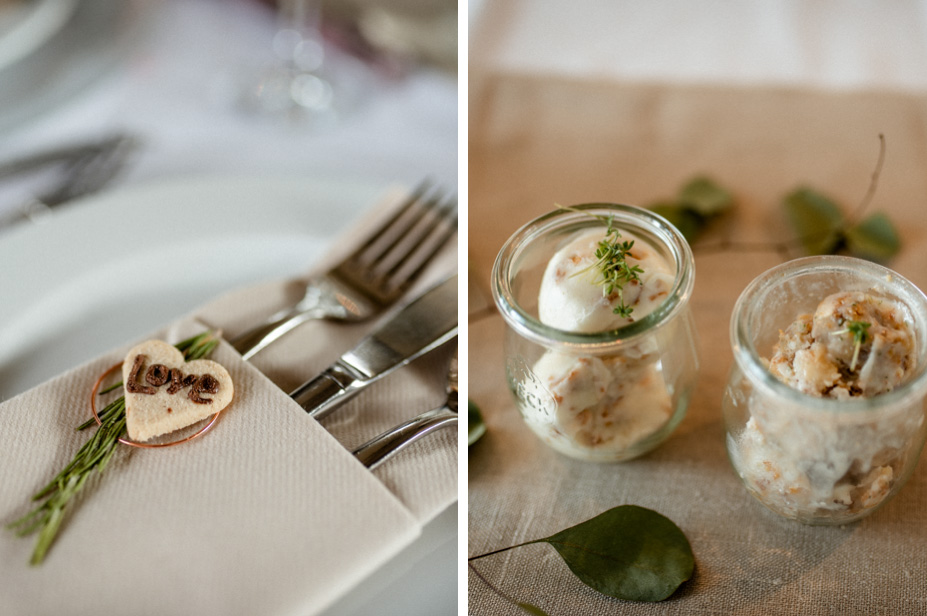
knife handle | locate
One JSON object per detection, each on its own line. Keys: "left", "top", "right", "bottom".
{"left": 290, "top": 362, "right": 364, "bottom": 420}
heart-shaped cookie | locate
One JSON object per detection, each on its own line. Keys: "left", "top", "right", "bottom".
{"left": 122, "top": 339, "right": 234, "bottom": 442}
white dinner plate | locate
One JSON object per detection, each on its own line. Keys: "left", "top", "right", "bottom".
{"left": 0, "top": 174, "right": 457, "bottom": 615}
{"left": 0, "top": 0, "right": 79, "bottom": 71}
{"left": 0, "top": 0, "right": 137, "bottom": 133}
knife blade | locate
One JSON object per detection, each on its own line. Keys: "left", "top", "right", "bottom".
{"left": 290, "top": 274, "right": 458, "bottom": 419}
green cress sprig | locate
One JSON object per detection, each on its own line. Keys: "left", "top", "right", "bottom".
{"left": 832, "top": 320, "right": 871, "bottom": 372}
{"left": 8, "top": 331, "right": 220, "bottom": 566}
{"left": 558, "top": 205, "right": 643, "bottom": 319}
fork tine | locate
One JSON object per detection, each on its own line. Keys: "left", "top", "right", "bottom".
{"left": 370, "top": 193, "right": 450, "bottom": 273}
{"left": 379, "top": 198, "right": 457, "bottom": 290}
{"left": 347, "top": 180, "right": 431, "bottom": 263}
{"left": 354, "top": 187, "right": 443, "bottom": 268}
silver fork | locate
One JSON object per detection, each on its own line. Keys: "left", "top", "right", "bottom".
{"left": 231, "top": 183, "right": 457, "bottom": 360}
{"left": 353, "top": 347, "right": 458, "bottom": 469}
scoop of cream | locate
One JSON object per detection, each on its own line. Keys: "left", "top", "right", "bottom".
{"left": 538, "top": 228, "right": 675, "bottom": 332}
{"left": 530, "top": 350, "right": 671, "bottom": 452}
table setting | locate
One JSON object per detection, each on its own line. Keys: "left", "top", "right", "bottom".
{"left": 468, "top": 2, "right": 927, "bottom": 615}
{"left": 0, "top": 1, "right": 457, "bottom": 614}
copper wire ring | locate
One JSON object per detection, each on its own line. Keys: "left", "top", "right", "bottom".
{"left": 90, "top": 362, "right": 223, "bottom": 448}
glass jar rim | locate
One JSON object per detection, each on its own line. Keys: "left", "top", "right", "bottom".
{"left": 491, "top": 203, "right": 695, "bottom": 351}
{"left": 730, "top": 255, "right": 927, "bottom": 412}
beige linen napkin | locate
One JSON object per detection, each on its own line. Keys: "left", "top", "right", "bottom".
{"left": 469, "top": 75, "right": 927, "bottom": 615}
{"left": 0, "top": 188, "right": 457, "bottom": 615}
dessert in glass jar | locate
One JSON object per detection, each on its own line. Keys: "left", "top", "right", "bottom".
{"left": 723, "top": 256, "right": 927, "bottom": 524}
{"left": 492, "top": 204, "right": 698, "bottom": 462}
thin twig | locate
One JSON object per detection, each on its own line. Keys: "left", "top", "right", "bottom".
{"left": 848, "top": 133, "right": 886, "bottom": 224}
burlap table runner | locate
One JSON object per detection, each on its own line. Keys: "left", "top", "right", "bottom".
{"left": 468, "top": 75, "right": 927, "bottom": 615}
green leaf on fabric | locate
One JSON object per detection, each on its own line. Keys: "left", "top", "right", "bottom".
{"left": 649, "top": 202, "right": 704, "bottom": 243}
{"left": 536, "top": 505, "right": 694, "bottom": 602}
{"left": 782, "top": 188, "right": 845, "bottom": 255}
{"left": 468, "top": 399, "right": 487, "bottom": 446}
{"left": 647, "top": 175, "right": 734, "bottom": 244}
{"left": 845, "top": 212, "right": 901, "bottom": 262}
{"left": 677, "top": 176, "right": 733, "bottom": 216}
{"left": 516, "top": 602, "right": 550, "bottom": 616}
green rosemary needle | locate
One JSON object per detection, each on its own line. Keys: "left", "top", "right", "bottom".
{"left": 558, "top": 205, "right": 644, "bottom": 318}
{"left": 8, "top": 331, "right": 221, "bottom": 565}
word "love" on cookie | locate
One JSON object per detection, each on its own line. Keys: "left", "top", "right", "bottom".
{"left": 122, "top": 339, "right": 234, "bottom": 442}
{"left": 126, "top": 354, "right": 221, "bottom": 404}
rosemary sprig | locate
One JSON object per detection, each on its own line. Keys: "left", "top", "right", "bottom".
{"left": 7, "top": 331, "right": 220, "bottom": 565}
{"left": 558, "top": 205, "right": 644, "bottom": 318}
{"left": 833, "top": 320, "right": 871, "bottom": 372}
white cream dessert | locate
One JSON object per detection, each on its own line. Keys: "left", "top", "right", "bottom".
{"left": 733, "top": 291, "right": 922, "bottom": 518}
{"left": 528, "top": 228, "right": 677, "bottom": 459}
{"left": 538, "top": 229, "right": 675, "bottom": 332}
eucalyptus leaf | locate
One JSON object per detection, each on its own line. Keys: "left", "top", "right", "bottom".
{"left": 649, "top": 202, "right": 704, "bottom": 243}
{"left": 783, "top": 187, "right": 845, "bottom": 255}
{"left": 534, "top": 505, "right": 694, "bottom": 602}
{"left": 677, "top": 176, "right": 733, "bottom": 216}
{"left": 468, "top": 399, "right": 487, "bottom": 446}
{"left": 845, "top": 212, "right": 901, "bottom": 262}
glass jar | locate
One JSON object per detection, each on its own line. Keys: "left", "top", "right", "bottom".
{"left": 723, "top": 256, "right": 927, "bottom": 524}
{"left": 491, "top": 204, "right": 698, "bottom": 462}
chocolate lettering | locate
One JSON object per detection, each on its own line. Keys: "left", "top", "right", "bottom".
{"left": 189, "top": 374, "right": 220, "bottom": 404}
{"left": 125, "top": 355, "right": 156, "bottom": 395}
{"left": 167, "top": 369, "right": 197, "bottom": 395}
{"left": 127, "top": 357, "right": 222, "bottom": 402}
{"left": 145, "top": 364, "right": 170, "bottom": 387}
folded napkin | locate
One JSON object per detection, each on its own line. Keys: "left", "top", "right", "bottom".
{"left": 0, "top": 188, "right": 457, "bottom": 615}
{"left": 194, "top": 186, "right": 459, "bottom": 523}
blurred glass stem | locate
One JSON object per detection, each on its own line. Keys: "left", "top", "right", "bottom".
{"left": 251, "top": 0, "right": 334, "bottom": 117}
{"left": 275, "top": 0, "right": 323, "bottom": 72}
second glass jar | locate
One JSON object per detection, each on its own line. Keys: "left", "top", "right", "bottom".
{"left": 723, "top": 256, "right": 927, "bottom": 524}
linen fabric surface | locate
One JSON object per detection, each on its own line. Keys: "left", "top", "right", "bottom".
{"left": 0, "top": 190, "right": 457, "bottom": 615}
{"left": 468, "top": 75, "right": 927, "bottom": 615}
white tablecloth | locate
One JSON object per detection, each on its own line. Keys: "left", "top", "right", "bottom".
{"left": 470, "top": 0, "right": 927, "bottom": 92}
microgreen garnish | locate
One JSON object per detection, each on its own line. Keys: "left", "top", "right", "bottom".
{"left": 558, "top": 205, "right": 644, "bottom": 318}
{"left": 833, "top": 320, "right": 871, "bottom": 372}
{"left": 8, "top": 331, "right": 220, "bottom": 566}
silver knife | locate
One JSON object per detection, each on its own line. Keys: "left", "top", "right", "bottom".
{"left": 0, "top": 134, "right": 128, "bottom": 180}
{"left": 0, "top": 134, "right": 137, "bottom": 230}
{"left": 290, "top": 274, "right": 458, "bottom": 419}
